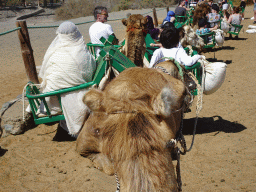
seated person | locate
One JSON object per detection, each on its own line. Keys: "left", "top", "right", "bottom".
{"left": 149, "top": 27, "right": 202, "bottom": 68}
{"left": 162, "top": 11, "right": 176, "bottom": 26}
{"left": 223, "top": 10, "right": 230, "bottom": 21}
{"left": 220, "top": 10, "right": 230, "bottom": 32}
{"left": 89, "top": 6, "right": 119, "bottom": 56}
{"left": 146, "top": 15, "right": 160, "bottom": 40}
{"left": 196, "top": 18, "right": 218, "bottom": 35}
{"left": 38, "top": 21, "right": 97, "bottom": 138}
{"left": 150, "top": 22, "right": 183, "bottom": 48}
{"left": 221, "top": 0, "right": 229, "bottom": 10}
{"left": 227, "top": 6, "right": 242, "bottom": 32}
{"left": 207, "top": 4, "right": 220, "bottom": 28}
{"left": 240, "top": 0, "right": 246, "bottom": 20}
{"left": 175, "top": 0, "right": 187, "bottom": 17}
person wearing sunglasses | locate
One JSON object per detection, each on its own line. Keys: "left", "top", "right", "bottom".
{"left": 89, "top": 6, "right": 119, "bottom": 56}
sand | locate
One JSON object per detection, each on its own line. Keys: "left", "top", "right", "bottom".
{"left": 0, "top": 6, "right": 256, "bottom": 192}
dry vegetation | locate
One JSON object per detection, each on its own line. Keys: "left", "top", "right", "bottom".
{"left": 54, "top": 0, "right": 177, "bottom": 20}
{"left": 54, "top": 0, "right": 94, "bottom": 20}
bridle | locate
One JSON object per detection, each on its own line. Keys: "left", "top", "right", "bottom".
{"left": 126, "top": 26, "right": 148, "bottom": 36}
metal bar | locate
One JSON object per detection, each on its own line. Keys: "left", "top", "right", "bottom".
{"left": 0, "top": 27, "right": 21, "bottom": 36}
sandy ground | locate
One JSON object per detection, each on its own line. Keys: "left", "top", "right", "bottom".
{"left": 0, "top": 6, "right": 256, "bottom": 192}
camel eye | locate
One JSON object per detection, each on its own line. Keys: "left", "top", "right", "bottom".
{"left": 94, "top": 128, "right": 100, "bottom": 135}
{"left": 156, "top": 115, "right": 162, "bottom": 122}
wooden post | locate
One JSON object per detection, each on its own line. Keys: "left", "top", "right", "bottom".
{"left": 167, "top": 7, "right": 169, "bottom": 13}
{"left": 16, "top": 20, "right": 39, "bottom": 84}
{"left": 43, "top": 0, "right": 47, "bottom": 7}
{"left": 152, "top": 8, "right": 158, "bottom": 27}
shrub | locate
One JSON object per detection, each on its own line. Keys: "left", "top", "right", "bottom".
{"left": 55, "top": 0, "right": 177, "bottom": 20}
{"left": 55, "top": 0, "right": 94, "bottom": 20}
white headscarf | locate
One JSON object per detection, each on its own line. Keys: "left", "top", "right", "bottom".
{"left": 39, "top": 21, "right": 96, "bottom": 92}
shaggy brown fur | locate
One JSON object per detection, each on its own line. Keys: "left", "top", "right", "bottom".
{"left": 76, "top": 67, "right": 190, "bottom": 192}
{"left": 179, "top": 25, "right": 205, "bottom": 52}
{"left": 121, "top": 14, "right": 148, "bottom": 67}
{"left": 192, "top": 4, "right": 211, "bottom": 30}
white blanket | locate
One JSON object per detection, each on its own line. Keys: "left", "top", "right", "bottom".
{"left": 38, "top": 22, "right": 96, "bottom": 137}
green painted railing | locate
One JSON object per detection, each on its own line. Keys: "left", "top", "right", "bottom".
{"left": 0, "top": 27, "right": 21, "bottom": 36}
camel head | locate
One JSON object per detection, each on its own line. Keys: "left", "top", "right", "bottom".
{"left": 78, "top": 67, "right": 189, "bottom": 191}
{"left": 121, "top": 14, "right": 148, "bottom": 67}
{"left": 122, "top": 14, "right": 148, "bottom": 32}
{"left": 179, "top": 25, "right": 205, "bottom": 51}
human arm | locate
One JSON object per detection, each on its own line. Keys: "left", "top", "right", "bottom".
{"left": 176, "top": 48, "right": 202, "bottom": 67}
{"left": 149, "top": 49, "right": 164, "bottom": 68}
{"left": 110, "top": 33, "right": 119, "bottom": 45}
{"left": 150, "top": 43, "right": 163, "bottom": 48}
{"left": 227, "top": 15, "right": 233, "bottom": 24}
{"left": 170, "top": 17, "right": 176, "bottom": 23}
{"left": 210, "top": 25, "right": 219, "bottom": 31}
{"left": 106, "top": 24, "right": 119, "bottom": 45}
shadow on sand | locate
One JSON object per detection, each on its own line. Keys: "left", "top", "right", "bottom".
{"left": 224, "top": 37, "right": 247, "bottom": 41}
{"left": 182, "top": 116, "right": 246, "bottom": 135}
{"left": 0, "top": 147, "right": 8, "bottom": 157}
{"left": 207, "top": 58, "right": 232, "bottom": 64}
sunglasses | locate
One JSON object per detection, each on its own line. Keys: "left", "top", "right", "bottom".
{"left": 100, "top": 13, "right": 109, "bottom": 17}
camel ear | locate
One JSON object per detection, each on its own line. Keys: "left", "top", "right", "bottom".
{"left": 122, "top": 18, "right": 128, "bottom": 26}
{"left": 152, "top": 85, "right": 185, "bottom": 117}
{"left": 142, "top": 16, "right": 148, "bottom": 25}
{"left": 83, "top": 89, "right": 104, "bottom": 112}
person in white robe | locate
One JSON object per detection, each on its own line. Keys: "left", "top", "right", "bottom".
{"left": 38, "top": 21, "right": 96, "bottom": 138}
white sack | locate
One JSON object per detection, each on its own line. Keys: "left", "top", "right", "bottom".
{"left": 203, "top": 62, "right": 227, "bottom": 95}
{"left": 214, "top": 29, "right": 225, "bottom": 47}
{"left": 248, "top": 25, "right": 256, "bottom": 29}
{"left": 220, "top": 20, "right": 229, "bottom": 33}
{"left": 246, "top": 29, "right": 256, "bottom": 33}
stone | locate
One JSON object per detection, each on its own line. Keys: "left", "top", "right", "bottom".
{"left": 4, "top": 124, "right": 13, "bottom": 134}
{"left": 1, "top": 98, "right": 35, "bottom": 136}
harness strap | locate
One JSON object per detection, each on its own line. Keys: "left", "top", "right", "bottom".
{"left": 115, "top": 173, "right": 120, "bottom": 192}
{"left": 153, "top": 56, "right": 185, "bottom": 82}
{"left": 126, "top": 27, "right": 148, "bottom": 36}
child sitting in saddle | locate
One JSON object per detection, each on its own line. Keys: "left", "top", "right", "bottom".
{"left": 149, "top": 27, "right": 203, "bottom": 68}
{"left": 196, "top": 18, "right": 218, "bottom": 35}
{"left": 149, "top": 27, "right": 204, "bottom": 97}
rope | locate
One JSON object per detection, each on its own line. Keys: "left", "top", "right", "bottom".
{"left": 115, "top": 173, "right": 121, "bottom": 192}
{"left": 176, "top": 58, "right": 205, "bottom": 155}
{"left": 153, "top": 57, "right": 185, "bottom": 82}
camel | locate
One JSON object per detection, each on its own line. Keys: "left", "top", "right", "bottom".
{"left": 121, "top": 14, "right": 148, "bottom": 67}
{"left": 192, "top": 4, "right": 211, "bottom": 30}
{"left": 179, "top": 25, "right": 205, "bottom": 52}
{"left": 76, "top": 67, "right": 191, "bottom": 191}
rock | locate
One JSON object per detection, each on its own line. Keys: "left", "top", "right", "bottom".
{"left": 1, "top": 98, "right": 35, "bottom": 136}
{"left": 4, "top": 124, "right": 13, "bottom": 133}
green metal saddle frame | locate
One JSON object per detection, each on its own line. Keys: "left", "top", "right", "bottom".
{"left": 227, "top": 24, "right": 243, "bottom": 37}
{"left": 87, "top": 33, "right": 158, "bottom": 65}
{"left": 199, "top": 31, "right": 216, "bottom": 49}
{"left": 26, "top": 36, "right": 136, "bottom": 125}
